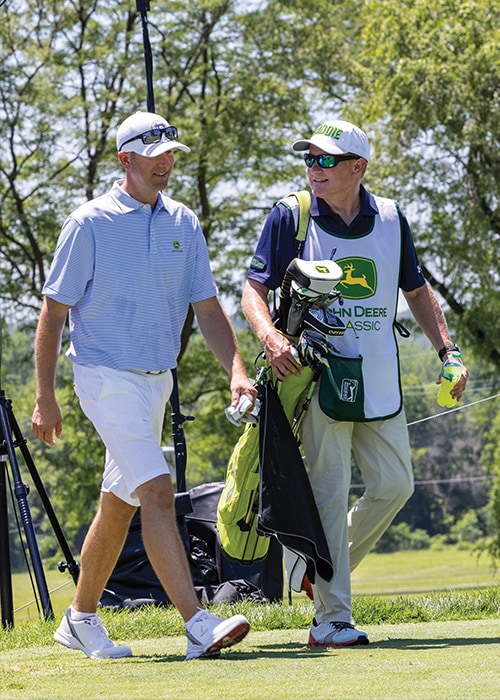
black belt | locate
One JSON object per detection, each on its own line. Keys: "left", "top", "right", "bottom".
{"left": 130, "top": 368, "right": 170, "bottom": 376}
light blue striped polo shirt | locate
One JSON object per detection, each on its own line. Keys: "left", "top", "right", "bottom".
{"left": 43, "top": 181, "right": 217, "bottom": 370}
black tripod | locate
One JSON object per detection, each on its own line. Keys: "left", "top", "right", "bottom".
{"left": 0, "top": 386, "right": 79, "bottom": 628}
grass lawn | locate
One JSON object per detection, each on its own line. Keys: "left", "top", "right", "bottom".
{"left": 2, "top": 545, "right": 499, "bottom": 700}
{"left": 351, "top": 545, "right": 498, "bottom": 595}
{"left": 1, "top": 620, "right": 499, "bottom": 700}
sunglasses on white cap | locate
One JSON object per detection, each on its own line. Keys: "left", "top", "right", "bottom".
{"left": 119, "top": 125, "right": 178, "bottom": 151}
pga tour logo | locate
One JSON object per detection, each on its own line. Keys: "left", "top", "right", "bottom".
{"left": 341, "top": 378, "right": 359, "bottom": 403}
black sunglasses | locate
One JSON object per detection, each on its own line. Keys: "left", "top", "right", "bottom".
{"left": 303, "top": 153, "right": 360, "bottom": 169}
{"left": 119, "top": 126, "right": 178, "bottom": 151}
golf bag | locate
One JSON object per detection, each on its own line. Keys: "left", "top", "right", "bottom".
{"left": 217, "top": 366, "right": 316, "bottom": 564}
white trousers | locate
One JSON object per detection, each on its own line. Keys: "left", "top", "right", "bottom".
{"left": 73, "top": 364, "right": 173, "bottom": 506}
{"left": 300, "top": 388, "right": 414, "bottom": 623}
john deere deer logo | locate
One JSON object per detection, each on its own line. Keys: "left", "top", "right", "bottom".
{"left": 337, "top": 257, "right": 376, "bottom": 300}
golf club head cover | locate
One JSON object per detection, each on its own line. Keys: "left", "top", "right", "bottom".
{"left": 277, "top": 258, "right": 344, "bottom": 336}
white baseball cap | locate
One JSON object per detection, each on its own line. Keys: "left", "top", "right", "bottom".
{"left": 292, "top": 119, "right": 370, "bottom": 161}
{"left": 116, "top": 111, "right": 190, "bottom": 157}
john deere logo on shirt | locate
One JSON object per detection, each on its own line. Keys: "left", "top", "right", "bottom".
{"left": 337, "top": 257, "right": 376, "bottom": 300}
{"left": 173, "top": 240, "right": 181, "bottom": 251}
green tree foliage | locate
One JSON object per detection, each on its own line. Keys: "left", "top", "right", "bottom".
{"left": 478, "top": 407, "right": 500, "bottom": 558}
{"left": 373, "top": 521, "right": 431, "bottom": 553}
{"left": 0, "top": 0, "right": 139, "bottom": 314}
{"left": 0, "top": 0, "right": 319, "bottom": 325}
{"left": 175, "top": 328, "right": 262, "bottom": 485}
{"left": 1, "top": 0, "right": 498, "bottom": 354}
{"left": 268, "top": 0, "right": 500, "bottom": 365}
{"left": 347, "top": 0, "right": 500, "bottom": 365}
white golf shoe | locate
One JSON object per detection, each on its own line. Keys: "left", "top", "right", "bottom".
{"left": 54, "top": 608, "right": 132, "bottom": 659}
{"left": 308, "top": 619, "right": 369, "bottom": 647}
{"left": 185, "top": 608, "right": 250, "bottom": 660}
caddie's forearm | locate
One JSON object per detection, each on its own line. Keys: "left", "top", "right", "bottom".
{"left": 404, "top": 283, "right": 454, "bottom": 352}
{"left": 241, "top": 279, "right": 278, "bottom": 348}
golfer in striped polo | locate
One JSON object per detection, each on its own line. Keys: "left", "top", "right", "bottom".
{"left": 32, "top": 111, "right": 255, "bottom": 661}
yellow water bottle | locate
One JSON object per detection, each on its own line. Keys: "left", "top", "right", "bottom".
{"left": 437, "top": 351, "right": 462, "bottom": 408}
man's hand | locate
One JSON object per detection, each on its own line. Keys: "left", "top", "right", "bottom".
{"left": 31, "top": 397, "right": 63, "bottom": 446}
{"left": 242, "top": 279, "right": 303, "bottom": 381}
{"left": 436, "top": 353, "right": 469, "bottom": 402}
{"left": 262, "top": 330, "right": 303, "bottom": 381}
{"left": 228, "top": 370, "right": 258, "bottom": 410}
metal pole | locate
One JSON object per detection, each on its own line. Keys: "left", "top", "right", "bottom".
{"left": 170, "top": 370, "right": 188, "bottom": 493}
{"left": 136, "top": 0, "right": 155, "bottom": 112}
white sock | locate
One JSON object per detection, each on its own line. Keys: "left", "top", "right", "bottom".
{"left": 69, "top": 605, "right": 96, "bottom": 621}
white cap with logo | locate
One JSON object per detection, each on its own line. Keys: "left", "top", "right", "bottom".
{"left": 292, "top": 119, "right": 370, "bottom": 161}
{"left": 116, "top": 111, "right": 190, "bottom": 157}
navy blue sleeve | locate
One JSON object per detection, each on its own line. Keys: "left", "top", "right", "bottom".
{"left": 398, "top": 208, "right": 426, "bottom": 292}
{"left": 247, "top": 203, "right": 298, "bottom": 290}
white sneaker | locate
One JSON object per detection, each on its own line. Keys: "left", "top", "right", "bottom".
{"left": 54, "top": 608, "right": 132, "bottom": 659}
{"left": 308, "top": 619, "right": 369, "bottom": 647}
{"left": 185, "top": 609, "right": 250, "bottom": 660}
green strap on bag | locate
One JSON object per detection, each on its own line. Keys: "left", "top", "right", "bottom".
{"left": 279, "top": 189, "right": 311, "bottom": 243}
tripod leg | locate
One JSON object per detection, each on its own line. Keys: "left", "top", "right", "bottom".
{"left": 170, "top": 370, "right": 194, "bottom": 552}
{"left": 0, "top": 456, "right": 14, "bottom": 628}
{"left": 0, "top": 394, "right": 53, "bottom": 622}
{"left": 6, "top": 402, "right": 79, "bottom": 584}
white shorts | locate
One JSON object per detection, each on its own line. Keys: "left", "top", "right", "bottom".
{"left": 73, "top": 364, "right": 174, "bottom": 506}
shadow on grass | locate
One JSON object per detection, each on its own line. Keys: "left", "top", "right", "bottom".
{"left": 132, "top": 643, "right": 310, "bottom": 662}
{"left": 369, "top": 636, "right": 500, "bottom": 649}
{"left": 64, "top": 636, "right": 500, "bottom": 664}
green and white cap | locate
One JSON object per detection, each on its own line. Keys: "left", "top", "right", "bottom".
{"left": 292, "top": 119, "right": 370, "bottom": 161}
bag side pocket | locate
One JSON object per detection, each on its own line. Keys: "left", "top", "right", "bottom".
{"left": 318, "top": 354, "right": 365, "bottom": 421}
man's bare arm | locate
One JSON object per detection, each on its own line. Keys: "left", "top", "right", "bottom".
{"left": 241, "top": 279, "right": 302, "bottom": 380}
{"left": 192, "top": 296, "right": 257, "bottom": 406}
{"left": 403, "top": 282, "right": 468, "bottom": 400}
{"left": 31, "top": 297, "right": 70, "bottom": 445}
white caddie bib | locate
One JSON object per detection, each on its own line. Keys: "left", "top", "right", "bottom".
{"left": 301, "top": 196, "right": 403, "bottom": 420}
